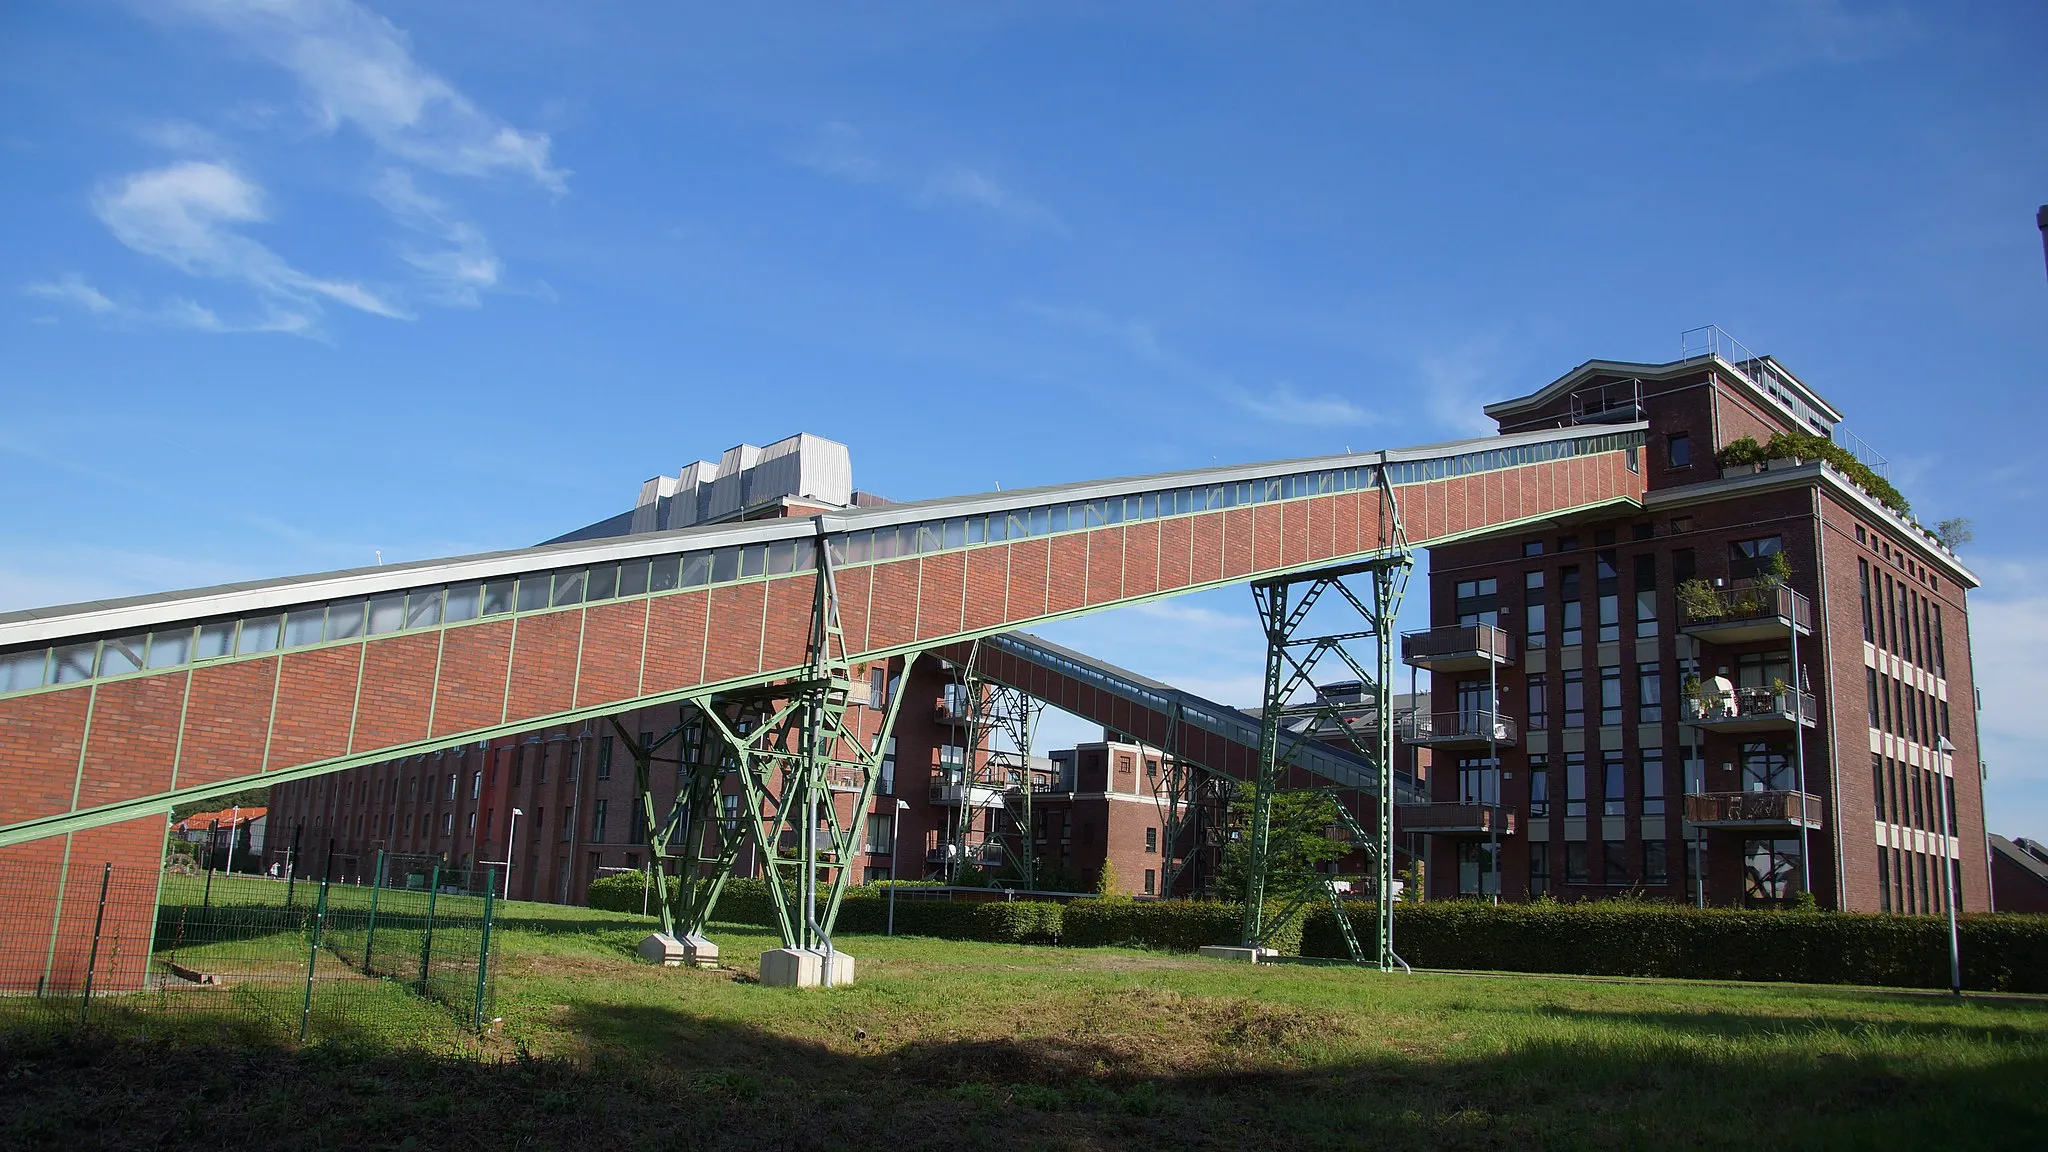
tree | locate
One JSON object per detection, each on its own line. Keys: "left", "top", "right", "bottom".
{"left": 1216, "top": 790, "right": 1347, "bottom": 900}
{"left": 1934, "top": 517, "right": 1974, "bottom": 551}
{"left": 1095, "top": 858, "right": 1126, "bottom": 900}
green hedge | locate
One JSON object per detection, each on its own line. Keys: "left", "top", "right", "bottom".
{"left": 585, "top": 871, "right": 678, "bottom": 914}
{"left": 1300, "top": 901, "right": 2048, "bottom": 992}
{"left": 1062, "top": 899, "right": 1303, "bottom": 955}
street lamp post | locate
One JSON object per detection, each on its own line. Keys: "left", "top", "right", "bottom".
{"left": 506, "top": 808, "right": 524, "bottom": 901}
{"left": 887, "top": 799, "right": 910, "bottom": 936}
{"left": 1937, "top": 736, "right": 1962, "bottom": 997}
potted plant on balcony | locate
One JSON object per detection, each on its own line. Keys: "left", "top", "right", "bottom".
{"left": 1717, "top": 436, "right": 1767, "bottom": 478}
{"left": 1676, "top": 578, "right": 1721, "bottom": 622}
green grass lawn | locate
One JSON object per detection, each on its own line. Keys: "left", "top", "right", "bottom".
{"left": 5, "top": 901, "right": 2044, "bottom": 1150}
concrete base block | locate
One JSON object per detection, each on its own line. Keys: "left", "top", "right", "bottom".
{"left": 1197, "top": 945, "right": 1278, "bottom": 964}
{"left": 680, "top": 933, "right": 720, "bottom": 968}
{"left": 637, "top": 933, "right": 686, "bottom": 967}
{"left": 758, "top": 947, "right": 857, "bottom": 988}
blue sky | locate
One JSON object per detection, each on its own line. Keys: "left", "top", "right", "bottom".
{"left": 3, "top": 2, "right": 2044, "bottom": 835}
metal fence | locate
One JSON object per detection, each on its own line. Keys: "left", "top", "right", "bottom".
{"left": 0, "top": 851, "right": 497, "bottom": 1043}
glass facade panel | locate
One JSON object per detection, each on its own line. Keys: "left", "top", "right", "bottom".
{"left": 327, "top": 600, "right": 366, "bottom": 638}
{"left": 367, "top": 594, "right": 406, "bottom": 633}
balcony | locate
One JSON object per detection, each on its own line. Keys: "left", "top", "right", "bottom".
{"left": 926, "top": 836, "right": 1004, "bottom": 865}
{"left": 1397, "top": 803, "right": 1517, "bottom": 837}
{"left": 1683, "top": 790, "right": 1822, "bottom": 831}
{"left": 1401, "top": 623, "right": 1514, "bottom": 673}
{"left": 1679, "top": 581, "right": 1813, "bottom": 645}
{"left": 1399, "top": 710, "right": 1518, "bottom": 749}
{"left": 824, "top": 765, "right": 866, "bottom": 792}
{"left": 934, "top": 697, "right": 969, "bottom": 725}
{"left": 1681, "top": 687, "right": 1818, "bottom": 733}
{"left": 928, "top": 781, "right": 1007, "bottom": 808}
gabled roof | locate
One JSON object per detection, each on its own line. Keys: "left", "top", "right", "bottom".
{"left": 1484, "top": 352, "right": 1844, "bottom": 429}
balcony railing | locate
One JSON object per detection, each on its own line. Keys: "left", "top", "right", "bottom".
{"left": 1678, "top": 581, "right": 1812, "bottom": 644}
{"left": 1682, "top": 687, "right": 1818, "bottom": 732}
{"left": 1398, "top": 710, "right": 1518, "bottom": 748}
{"left": 824, "top": 765, "right": 865, "bottom": 792}
{"left": 926, "top": 836, "right": 1004, "bottom": 864}
{"left": 1683, "top": 790, "right": 1822, "bottom": 830}
{"left": 929, "top": 781, "right": 1007, "bottom": 807}
{"left": 1397, "top": 803, "right": 1517, "bottom": 837}
{"left": 1400, "top": 623, "right": 1514, "bottom": 672}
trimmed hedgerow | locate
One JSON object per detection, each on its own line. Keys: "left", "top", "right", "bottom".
{"left": 1062, "top": 899, "right": 1305, "bottom": 955}
{"left": 585, "top": 871, "right": 678, "bottom": 915}
{"left": 1299, "top": 901, "right": 2048, "bottom": 992}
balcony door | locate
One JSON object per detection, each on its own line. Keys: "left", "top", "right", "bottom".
{"left": 1739, "top": 741, "right": 1794, "bottom": 793}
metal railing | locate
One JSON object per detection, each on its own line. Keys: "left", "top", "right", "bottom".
{"left": 1680, "top": 581, "right": 1812, "bottom": 631}
{"left": 1683, "top": 790, "right": 1822, "bottom": 827}
{"left": 1398, "top": 804, "right": 1517, "bottom": 835}
{"left": 1683, "top": 687, "right": 1818, "bottom": 725}
{"left": 1398, "top": 710, "right": 1518, "bottom": 745}
{"left": 1400, "top": 622, "right": 1513, "bottom": 665}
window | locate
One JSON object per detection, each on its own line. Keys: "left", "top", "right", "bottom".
{"left": 597, "top": 736, "right": 612, "bottom": 780}
{"left": 471, "top": 771, "right": 482, "bottom": 800}
{"left": 592, "top": 799, "right": 608, "bottom": 842}
{"left": 1740, "top": 741, "right": 1793, "bottom": 793}
{"left": 1144, "top": 827, "right": 1159, "bottom": 854}
{"left": 1559, "top": 566, "right": 1582, "bottom": 646}
{"left": 1457, "top": 755, "right": 1497, "bottom": 806}
{"left": 1637, "top": 663, "right": 1663, "bottom": 723}
{"left": 1455, "top": 578, "right": 1499, "bottom": 627}
{"left": 1565, "top": 842, "right": 1589, "bottom": 885}
{"left": 1596, "top": 551, "right": 1619, "bottom": 643}
{"left": 1730, "top": 536, "right": 1784, "bottom": 581}
{"left": 1878, "top": 845, "right": 1892, "bottom": 912}
{"left": 1872, "top": 756, "right": 1887, "bottom": 823}
{"left": 467, "top": 811, "right": 477, "bottom": 834}
{"left": 446, "top": 773, "right": 458, "bottom": 801}
{"left": 511, "top": 747, "right": 524, "bottom": 786}
{"left": 1562, "top": 670, "right": 1585, "bottom": 727}
{"left": 1633, "top": 553, "right": 1658, "bottom": 639}
{"left": 1667, "top": 432, "right": 1692, "bottom": 468}
{"left": 443, "top": 812, "right": 454, "bottom": 835}
{"left": 1641, "top": 749, "right": 1665, "bottom": 816}
{"left": 1599, "top": 666, "right": 1622, "bottom": 725}
{"left": 1643, "top": 840, "right": 1668, "bottom": 886}
{"left": 1602, "top": 751, "right": 1626, "bottom": 816}
{"left": 1529, "top": 842, "right": 1551, "bottom": 897}
{"left": 1523, "top": 540, "right": 1544, "bottom": 558}
{"left": 1858, "top": 559, "right": 1875, "bottom": 643}
{"left": 1743, "top": 838, "right": 1802, "bottom": 903}
{"left": 1603, "top": 839, "right": 1629, "bottom": 885}
{"left": 1458, "top": 842, "right": 1498, "bottom": 897}
{"left": 1932, "top": 605, "right": 1947, "bottom": 676}
{"left": 562, "top": 806, "right": 575, "bottom": 841}
{"left": 880, "top": 738, "right": 897, "bottom": 795}
{"left": 1558, "top": 535, "right": 1579, "bottom": 553}
{"left": 866, "top": 814, "right": 893, "bottom": 855}
{"left": 1526, "top": 675, "right": 1548, "bottom": 729}
{"left": 1144, "top": 869, "right": 1157, "bottom": 896}
{"left": 1565, "top": 752, "right": 1587, "bottom": 818}
{"left": 1866, "top": 669, "right": 1881, "bottom": 729}
{"left": 1524, "top": 571, "right": 1547, "bottom": 649}
{"left": 1528, "top": 756, "right": 1550, "bottom": 818}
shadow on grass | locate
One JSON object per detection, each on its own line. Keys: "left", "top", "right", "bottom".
{"left": 16, "top": 988, "right": 2034, "bottom": 1152}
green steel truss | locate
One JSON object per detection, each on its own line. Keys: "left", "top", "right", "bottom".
{"left": 1239, "top": 470, "right": 1412, "bottom": 970}
{"left": 945, "top": 641, "right": 1046, "bottom": 889}
{"left": 618, "top": 533, "right": 920, "bottom": 952}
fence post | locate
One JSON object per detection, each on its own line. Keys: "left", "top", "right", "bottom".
{"left": 78, "top": 863, "right": 112, "bottom": 1027}
{"left": 203, "top": 820, "right": 219, "bottom": 907}
{"left": 363, "top": 849, "right": 385, "bottom": 974}
{"left": 474, "top": 867, "right": 496, "bottom": 1032}
{"left": 298, "top": 878, "right": 329, "bottom": 1043}
{"left": 417, "top": 864, "right": 441, "bottom": 995}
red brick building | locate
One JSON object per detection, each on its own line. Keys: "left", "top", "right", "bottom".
{"left": 1404, "top": 342, "right": 1984, "bottom": 911}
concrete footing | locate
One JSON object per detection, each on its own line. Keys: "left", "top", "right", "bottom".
{"left": 637, "top": 933, "right": 686, "bottom": 967}
{"left": 759, "top": 947, "right": 856, "bottom": 988}
{"left": 680, "top": 933, "right": 720, "bottom": 968}
{"left": 1197, "top": 945, "right": 1278, "bottom": 964}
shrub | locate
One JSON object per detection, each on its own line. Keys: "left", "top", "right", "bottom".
{"left": 1716, "top": 431, "right": 1910, "bottom": 515}
{"left": 834, "top": 894, "right": 1064, "bottom": 944}
{"left": 585, "top": 871, "right": 676, "bottom": 915}
{"left": 1299, "top": 901, "right": 2048, "bottom": 992}
{"left": 1062, "top": 899, "right": 1305, "bottom": 955}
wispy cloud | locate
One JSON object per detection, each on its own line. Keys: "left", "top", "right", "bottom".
{"left": 793, "top": 120, "right": 1060, "bottom": 230}
{"left": 90, "top": 159, "right": 404, "bottom": 323}
{"left": 26, "top": 275, "right": 116, "bottom": 314}
{"left": 168, "top": 0, "right": 568, "bottom": 193}
{"left": 1415, "top": 339, "right": 1506, "bottom": 438}
{"left": 1220, "top": 382, "right": 1382, "bottom": 428}
{"left": 370, "top": 168, "right": 500, "bottom": 306}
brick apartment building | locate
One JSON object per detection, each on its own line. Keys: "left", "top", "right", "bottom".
{"left": 1403, "top": 345, "right": 1983, "bottom": 911}
{"left": 265, "top": 341, "right": 1990, "bottom": 915}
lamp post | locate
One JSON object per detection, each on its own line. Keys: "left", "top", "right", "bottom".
{"left": 887, "top": 799, "right": 910, "bottom": 936}
{"left": 1937, "top": 736, "right": 1961, "bottom": 997}
{"left": 506, "top": 808, "right": 524, "bottom": 901}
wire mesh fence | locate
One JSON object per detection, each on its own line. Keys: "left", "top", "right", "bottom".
{"left": 0, "top": 850, "right": 497, "bottom": 1044}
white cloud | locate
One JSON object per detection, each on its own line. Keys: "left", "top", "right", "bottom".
{"left": 92, "top": 160, "right": 405, "bottom": 320}
{"left": 793, "top": 120, "right": 1059, "bottom": 229}
{"left": 25, "top": 275, "right": 116, "bottom": 314}
{"left": 1221, "top": 381, "right": 1382, "bottom": 428}
{"left": 370, "top": 168, "right": 501, "bottom": 305}
{"left": 169, "top": 0, "right": 567, "bottom": 193}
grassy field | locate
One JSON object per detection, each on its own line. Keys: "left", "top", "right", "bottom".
{"left": 4, "top": 897, "right": 2045, "bottom": 1150}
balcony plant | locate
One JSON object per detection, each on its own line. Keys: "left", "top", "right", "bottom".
{"left": 1716, "top": 432, "right": 1910, "bottom": 516}
{"left": 1675, "top": 578, "right": 1721, "bottom": 622}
